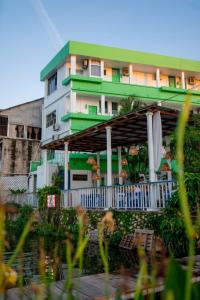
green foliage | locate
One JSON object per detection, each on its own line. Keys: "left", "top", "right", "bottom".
{"left": 37, "top": 186, "right": 61, "bottom": 210}
{"left": 52, "top": 168, "right": 64, "bottom": 188}
{"left": 123, "top": 145, "right": 148, "bottom": 183}
{"left": 118, "top": 96, "right": 146, "bottom": 116}
{"left": 108, "top": 231, "right": 122, "bottom": 247}
{"left": 6, "top": 205, "right": 34, "bottom": 248}
{"left": 170, "top": 114, "right": 200, "bottom": 173}
{"left": 9, "top": 188, "right": 26, "bottom": 194}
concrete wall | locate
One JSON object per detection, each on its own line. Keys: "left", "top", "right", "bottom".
{"left": 1, "top": 138, "right": 40, "bottom": 175}
{"left": 0, "top": 98, "right": 43, "bottom": 133}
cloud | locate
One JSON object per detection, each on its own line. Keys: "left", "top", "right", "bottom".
{"left": 30, "top": 0, "right": 64, "bottom": 51}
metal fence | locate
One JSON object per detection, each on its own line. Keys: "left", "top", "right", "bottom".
{"left": 0, "top": 175, "right": 28, "bottom": 191}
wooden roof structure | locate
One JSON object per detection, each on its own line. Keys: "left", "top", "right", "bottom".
{"left": 43, "top": 105, "right": 182, "bottom": 153}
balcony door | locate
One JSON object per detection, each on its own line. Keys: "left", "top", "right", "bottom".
{"left": 169, "top": 76, "right": 176, "bottom": 87}
{"left": 112, "top": 68, "right": 120, "bottom": 83}
{"left": 88, "top": 105, "right": 97, "bottom": 115}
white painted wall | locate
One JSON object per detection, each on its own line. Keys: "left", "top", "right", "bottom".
{"left": 70, "top": 170, "right": 93, "bottom": 189}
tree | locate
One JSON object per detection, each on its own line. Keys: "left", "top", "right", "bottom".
{"left": 118, "top": 95, "right": 146, "bottom": 115}
{"left": 118, "top": 96, "right": 148, "bottom": 183}
{"left": 170, "top": 114, "right": 200, "bottom": 173}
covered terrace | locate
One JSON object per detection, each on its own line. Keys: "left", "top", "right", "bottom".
{"left": 43, "top": 104, "right": 181, "bottom": 210}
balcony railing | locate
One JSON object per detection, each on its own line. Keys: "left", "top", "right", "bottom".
{"left": 61, "top": 180, "right": 175, "bottom": 210}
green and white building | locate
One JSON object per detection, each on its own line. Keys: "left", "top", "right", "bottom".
{"left": 30, "top": 41, "right": 200, "bottom": 195}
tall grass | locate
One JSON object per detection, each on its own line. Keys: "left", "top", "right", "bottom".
{"left": 0, "top": 96, "right": 199, "bottom": 299}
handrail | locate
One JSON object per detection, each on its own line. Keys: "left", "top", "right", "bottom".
{"left": 62, "top": 180, "right": 176, "bottom": 192}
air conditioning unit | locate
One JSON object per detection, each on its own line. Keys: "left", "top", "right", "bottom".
{"left": 122, "top": 67, "right": 129, "bottom": 76}
{"left": 52, "top": 134, "right": 59, "bottom": 141}
{"left": 82, "top": 59, "right": 89, "bottom": 69}
{"left": 53, "top": 123, "right": 60, "bottom": 131}
{"left": 188, "top": 76, "right": 196, "bottom": 85}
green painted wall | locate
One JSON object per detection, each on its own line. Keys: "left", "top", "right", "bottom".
{"left": 69, "top": 153, "right": 118, "bottom": 172}
{"left": 31, "top": 153, "right": 118, "bottom": 173}
{"left": 61, "top": 112, "right": 112, "bottom": 133}
{"left": 69, "top": 76, "right": 200, "bottom": 105}
{"left": 40, "top": 41, "right": 200, "bottom": 81}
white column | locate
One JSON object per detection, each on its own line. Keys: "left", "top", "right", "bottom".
{"left": 106, "top": 126, "right": 112, "bottom": 186}
{"left": 100, "top": 60, "right": 104, "bottom": 79}
{"left": 70, "top": 55, "right": 76, "bottom": 75}
{"left": 88, "top": 59, "right": 91, "bottom": 77}
{"left": 146, "top": 112, "right": 155, "bottom": 182}
{"left": 101, "top": 95, "right": 105, "bottom": 115}
{"left": 70, "top": 90, "right": 77, "bottom": 113}
{"left": 129, "top": 65, "right": 133, "bottom": 84}
{"left": 118, "top": 147, "right": 123, "bottom": 185}
{"left": 156, "top": 68, "right": 161, "bottom": 88}
{"left": 97, "top": 152, "right": 101, "bottom": 188}
{"left": 64, "top": 142, "right": 69, "bottom": 190}
{"left": 43, "top": 149, "right": 48, "bottom": 186}
{"left": 181, "top": 72, "right": 186, "bottom": 89}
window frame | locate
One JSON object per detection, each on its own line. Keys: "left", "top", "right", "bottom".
{"left": 46, "top": 110, "right": 56, "bottom": 128}
{"left": 90, "top": 60, "right": 101, "bottom": 77}
{"left": 47, "top": 72, "right": 57, "bottom": 95}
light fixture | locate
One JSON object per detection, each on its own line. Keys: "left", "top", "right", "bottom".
{"left": 119, "top": 169, "right": 128, "bottom": 178}
{"left": 92, "top": 173, "right": 101, "bottom": 181}
{"left": 86, "top": 157, "right": 96, "bottom": 165}
{"left": 129, "top": 146, "right": 139, "bottom": 156}
{"left": 161, "top": 163, "right": 170, "bottom": 172}
{"left": 121, "top": 158, "right": 128, "bottom": 166}
{"left": 92, "top": 164, "right": 100, "bottom": 171}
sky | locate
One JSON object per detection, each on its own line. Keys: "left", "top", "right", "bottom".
{"left": 1, "top": 0, "right": 200, "bottom": 109}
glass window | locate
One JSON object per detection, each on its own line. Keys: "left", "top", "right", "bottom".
{"left": 0, "top": 116, "right": 8, "bottom": 136}
{"left": 112, "top": 102, "right": 118, "bottom": 115}
{"left": 47, "top": 72, "right": 57, "bottom": 95}
{"left": 91, "top": 60, "right": 101, "bottom": 77}
{"left": 46, "top": 111, "right": 56, "bottom": 128}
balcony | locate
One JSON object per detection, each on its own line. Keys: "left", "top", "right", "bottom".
{"left": 61, "top": 181, "right": 175, "bottom": 210}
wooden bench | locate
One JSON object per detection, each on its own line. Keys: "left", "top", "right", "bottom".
{"left": 119, "top": 229, "right": 155, "bottom": 252}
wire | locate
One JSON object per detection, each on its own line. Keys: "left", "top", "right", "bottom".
{"left": 159, "top": 83, "right": 200, "bottom": 106}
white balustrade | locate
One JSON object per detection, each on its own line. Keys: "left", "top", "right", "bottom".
{"left": 61, "top": 181, "right": 175, "bottom": 210}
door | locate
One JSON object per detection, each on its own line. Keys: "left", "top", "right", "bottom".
{"left": 168, "top": 76, "right": 176, "bottom": 87}
{"left": 88, "top": 105, "right": 97, "bottom": 115}
{"left": 112, "top": 68, "right": 121, "bottom": 83}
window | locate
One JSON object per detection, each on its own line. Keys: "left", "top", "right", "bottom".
{"left": 0, "top": 116, "right": 8, "bottom": 136}
{"left": 27, "top": 126, "right": 41, "bottom": 140}
{"left": 99, "top": 100, "right": 108, "bottom": 114}
{"left": 73, "top": 174, "right": 88, "bottom": 181}
{"left": 112, "top": 102, "right": 118, "bottom": 115}
{"left": 0, "top": 142, "right": 3, "bottom": 160}
{"left": 91, "top": 60, "right": 101, "bottom": 77}
{"left": 15, "top": 125, "right": 24, "bottom": 138}
{"left": 46, "top": 111, "right": 56, "bottom": 128}
{"left": 105, "top": 101, "right": 108, "bottom": 114}
{"left": 47, "top": 72, "right": 57, "bottom": 95}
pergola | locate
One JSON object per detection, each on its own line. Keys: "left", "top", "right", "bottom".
{"left": 42, "top": 104, "right": 181, "bottom": 195}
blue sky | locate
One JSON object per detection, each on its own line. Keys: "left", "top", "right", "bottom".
{"left": 1, "top": 0, "right": 200, "bottom": 108}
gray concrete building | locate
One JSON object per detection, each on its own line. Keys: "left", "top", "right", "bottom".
{"left": 0, "top": 98, "right": 43, "bottom": 191}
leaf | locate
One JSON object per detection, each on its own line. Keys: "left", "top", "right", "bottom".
{"left": 163, "top": 258, "right": 186, "bottom": 300}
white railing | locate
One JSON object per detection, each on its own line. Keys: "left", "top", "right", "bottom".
{"left": 61, "top": 181, "right": 175, "bottom": 210}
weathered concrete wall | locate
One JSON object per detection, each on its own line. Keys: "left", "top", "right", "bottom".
{"left": 0, "top": 98, "right": 43, "bottom": 129}
{"left": 1, "top": 138, "right": 40, "bottom": 175}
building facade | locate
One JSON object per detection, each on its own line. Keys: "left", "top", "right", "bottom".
{"left": 0, "top": 98, "right": 43, "bottom": 192}
{"left": 33, "top": 41, "right": 200, "bottom": 190}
